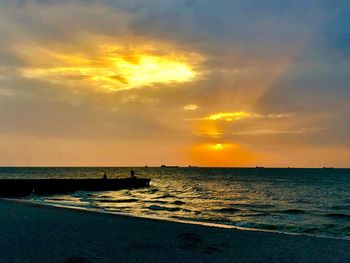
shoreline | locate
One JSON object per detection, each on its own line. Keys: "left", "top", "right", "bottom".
{"left": 1, "top": 198, "right": 349, "bottom": 262}
{"left": 7, "top": 198, "right": 350, "bottom": 241}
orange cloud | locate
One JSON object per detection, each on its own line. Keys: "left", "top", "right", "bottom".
{"left": 183, "top": 104, "right": 199, "bottom": 110}
{"left": 16, "top": 39, "right": 203, "bottom": 92}
{"left": 190, "top": 111, "right": 294, "bottom": 122}
{"left": 207, "top": 111, "right": 254, "bottom": 121}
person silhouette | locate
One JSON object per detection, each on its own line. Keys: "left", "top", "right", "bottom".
{"left": 130, "top": 170, "right": 136, "bottom": 178}
{"left": 102, "top": 172, "right": 107, "bottom": 179}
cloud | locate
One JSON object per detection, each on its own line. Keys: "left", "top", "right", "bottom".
{"left": 16, "top": 39, "right": 202, "bottom": 92}
{"left": 206, "top": 112, "right": 254, "bottom": 121}
{"left": 189, "top": 111, "right": 293, "bottom": 122}
{"left": 183, "top": 104, "right": 198, "bottom": 111}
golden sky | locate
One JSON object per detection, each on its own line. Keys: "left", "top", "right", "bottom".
{"left": 0, "top": 1, "right": 350, "bottom": 167}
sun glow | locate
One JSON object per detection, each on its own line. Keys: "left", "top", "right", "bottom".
{"left": 18, "top": 41, "right": 202, "bottom": 92}
{"left": 189, "top": 142, "right": 257, "bottom": 166}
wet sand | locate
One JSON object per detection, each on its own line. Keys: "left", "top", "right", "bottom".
{"left": 0, "top": 199, "right": 349, "bottom": 263}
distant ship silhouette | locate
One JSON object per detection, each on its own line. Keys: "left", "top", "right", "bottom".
{"left": 161, "top": 165, "right": 179, "bottom": 168}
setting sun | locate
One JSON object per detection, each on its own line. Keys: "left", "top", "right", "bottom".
{"left": 213, "top": 143, "right": 223, "bottom": 150}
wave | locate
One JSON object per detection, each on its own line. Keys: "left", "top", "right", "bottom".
{"left": 101, "top": 206, "right": 130, "bottom": 210}
{"left": 148, "top": 205, "right": 180, "bottom": 212}
{"left": 289, "top": 199, "right": 312, "bottom": 204}
{"left": 230, "top": 203, "right": 276, "bottom": 210}
{"left": 325, "top": 213, "right": 350, "bottom": 219}
{"left": 171, "top": 200, "right": 185, "bottom": 205}
{"left": 144, "top": 200, "right": 168, "bottom": 204}
{"left": 276, "top": 209, "right": 306, "bottom": 214}
{"left": 171, "top": 216, "right": 232, "bottom": 225}
{"left": 233, "top": 222, "right": 315, "bottom": 234}
{"left": 72, "top": 191, "right": 95, "bottom": 198}
{"left": 234, "top": 222, "right": 280, "bottom": 231}
{"left": 44, "top": 198, "right": 72, "bottom": 202}
{"left": 329, "top": 205, "right": 350, "bottom": 210}
{"left": 302, "top": 228, "right": 322, "bottom": 234}
{"left": 193, "top": 187, "right": 204, "bottom": 192}
{"left": 238, "top": 212, "right": 268, "bottom": 217}
{"left": 342, "top": 226, "right": 350, "bottom": 231}
{"left": 97, "top": 198, "right": 138, "bottom": 203}
{"left": 214, "top": 207, "right": 241, "bottom": 213}
{"left": 155, "top": 194, "right": 174, "bottom": 199}
{"left": 146, "top": 188, "right": 159, "bottom": 194}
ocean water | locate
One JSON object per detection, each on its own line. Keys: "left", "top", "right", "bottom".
{"left": 0, "top": 167, "right": 349, "bottom": 239}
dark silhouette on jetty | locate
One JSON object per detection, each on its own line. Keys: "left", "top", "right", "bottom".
{"left": 0, "top": 177, "right": 151, "bottom": 197}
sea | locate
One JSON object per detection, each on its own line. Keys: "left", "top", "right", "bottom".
{"left": 1, "top": 167, "right": 349, "bottom": 239}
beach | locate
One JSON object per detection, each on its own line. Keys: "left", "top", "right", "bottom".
{"left": 0, "top": 199, "right": 349, "bottom": 262}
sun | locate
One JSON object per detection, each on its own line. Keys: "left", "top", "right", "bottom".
{"left": 213, "top": 143, "right": 223, "bottom": 150}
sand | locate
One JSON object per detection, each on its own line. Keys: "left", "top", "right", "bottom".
{"left": 0, "top": 199, "right": 349, "bottom": 263}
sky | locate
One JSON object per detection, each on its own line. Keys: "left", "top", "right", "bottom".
{"left": 0, "top": 0, "right": 350, "bottom": 167}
